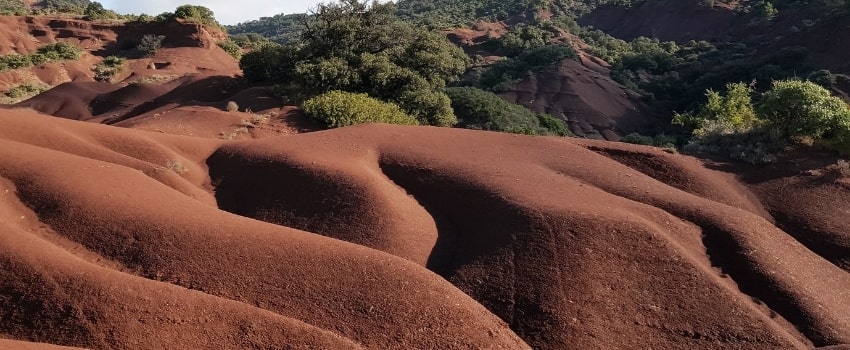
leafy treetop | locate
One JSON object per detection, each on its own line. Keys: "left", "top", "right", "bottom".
{"left": 240, "top": 0, "right": 469, "bottom": 127}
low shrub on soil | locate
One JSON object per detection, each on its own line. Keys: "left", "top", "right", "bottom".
{"left": 93, "top": 56, "right": 126, "bottom": 82}
{"left": 217, "top": 40, "right": 242, "bottom": 60}
{"left": 302, "top": 90, "right": 419, "bottom": 128}
{"left": 0, "top": 42, "right": 81, "bottom": 72}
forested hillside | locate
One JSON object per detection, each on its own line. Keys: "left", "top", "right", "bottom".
{"left": 0, "top": 0, "right": 92, "bottom": 14}
{"left": 215, "top": 0, "right": 850, "bottom": 160}
{"left": 226, "top": 13, "right": 305, "bottom": 44}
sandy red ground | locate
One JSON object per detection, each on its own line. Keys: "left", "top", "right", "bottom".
{"left": 1, "top": 107, "right": 849, "bottom": 349}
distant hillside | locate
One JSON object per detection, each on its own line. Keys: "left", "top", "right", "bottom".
{"left": 226, "top": 13, "right": 306, "bottom": 45}
{"left": 223, "top": 0, "right": 607, "bottom": 43}
{"left": 0, "top": 0, "right": 91, "bottom": 14}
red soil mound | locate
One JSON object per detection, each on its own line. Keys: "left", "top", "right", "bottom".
{"left": 3, "top": 109, "right": 848, "bottom": 348}
{"left": 500, "top": 58, "right": 658, "bottom": 139}
{"left": 0, "top": 15, "right": 239, "bottom": 94}
{"left": 714, "top": 150, "right": 850, "bottom": 272}
{"left": 0, "top": 110, "right": 528, "bottom": 349}
{"left": 14, "top": 74, "right": 311, "bottom": 139}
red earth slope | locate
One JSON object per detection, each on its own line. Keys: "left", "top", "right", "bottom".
{"left": 1, "top": 109, "right": 849, "bottom": 349}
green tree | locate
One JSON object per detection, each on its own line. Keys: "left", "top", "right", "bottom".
{"left": 757, "top": 79, "right": 850, "bottom": 140}
{"left": 138, "top": 34, "right": 165, "bottom": 56}
{"left": 174, "top": 5, "right": 218, "bottom": 26}
{"left": 446, "top": 86, "right": 569, "bottom": 135}
{"left": 302, "top": 90, "right": 419, "bottom": 128}
{"left": 217, "top": 40, "right": 242, "bottom": 60}
{"left": 240, "top": 0, "right": 468, "bottom": 127}
{"left": 673, "top": 82, "right": 758, "bottom": 135}
{"left": 83, "top": 1, "right": 116, "bottom": 20}
{"left": 496, "top": 24, "right": 552, "bottom": 57}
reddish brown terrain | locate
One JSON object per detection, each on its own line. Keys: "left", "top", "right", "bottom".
{"left": 500, "top": 58, "right": 655, "bottom": 139}
{"left": 2, "top": 10, "right": 850, "bottom": 350}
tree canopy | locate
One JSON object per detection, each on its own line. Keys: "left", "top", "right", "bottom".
{"left": 758, "top": 80, "right": 850, "bottom": 141}
{"left": 240, "top": 0, "right": 469, "bottom": 127}
{"left": 173, "top": 5, "right": 219, "bottom": 26}
{"left": 446, "top": 86, "right": 571, "bottom": 136}
{"left": 677, "top": 79, "right": 850, "bottom": 162}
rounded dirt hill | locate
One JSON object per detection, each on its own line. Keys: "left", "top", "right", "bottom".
{"left": 1, "top": 109, "right": 849, "bottom": 349}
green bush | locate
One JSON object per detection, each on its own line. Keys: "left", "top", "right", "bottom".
{"left": 621, "top": 132, "right": 678, "bottom": 148}
{"left": 757, "top": 79, "right": 850, "bottom": 141}
{"left": 675, "top": 79, "right": 850, "bottom": 162}
{"left": 806, "top": 69, "right": 837, "bottom": 87}
{"left": 0, "top": 42, "right": 80, "bottom": 72}
{"left": 446, "top": 86, "right": 569, "bottom": 136}
{"left": 174, "top": 5, "right": 219, "bottom": 26}
{"left": 239, "top": 0, "right": 467, "bottom": 127}
{"left": 302, "top": 90, "right": 419, "bottom": 128}
{"left": 217, "top": 40, "right": 242, "bottom": 60}
{"left": 447, "top": 86, "right": 539, "bottom": 134}
{"left": 621, "top": 132, "right": 655, "bottom": 145}
{"left": 37, "top": 42, "right": 82, "bottom": 60}
{"left": 83, "top": 1, "right": 118, "bottom": 20}
{"left": 476, "top": 45, "right": 576, "bottom": 92}
{"left": 4, "top": 84, "right": 46, "bottom": 99}
{"left": 494, "top": 24, "right": 553, "bottom": 57}
{"left": 138, "top": 35, "right": 165, "bottom": 56}
{"left": 93, "top": 55, "right": 125, "bottom": 82}
{"left": 0, "top": 54, "right": 32, "bottom": 71}
{"left": 537, "top": 113, "right": 572, "bottom": 136}
{"left": 673, "top": 82, "right": 759, "bottom": 135}
{"left": 0, "top": 0, "right": 27, "bottom": 15}
{"left": 154, "top": 12, "right": 174, "bottom": 22}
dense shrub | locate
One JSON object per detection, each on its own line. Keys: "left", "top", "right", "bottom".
{"left": 621, "top": 133, "right": 655, "bottom": 145}
{"left": 758, "top": 79, "right": 850, "bottom": 141}
{"left": 240, "top": 0, "right": 468, "bottom": 127}
{"left": 217, "top": 40, "right": 242, "bottom": 60}
{"left": 83, "top": 1, "right": 118, "bottom": 20}
{"left": 302, "top": 90, "right": 419, "bottom": 128}
{"left": 138, "top": 35, "right": 165, "bottom": 56}
{"left": 174, "top": 5, "right": 219, "bottom": 26}
{"left": 446, "top": 86, "right": 569, "bottom": 136}
{"left": 93, "top": 55, "right": 125, "bottom": 82}
{"left": 0, "top": 54, "right": 32, "bottom": 71}
{"left": 475, "top": 45, "right": 576, "bottom": 92}
{"left": 676, "top": 79, "right": 850, "bottom": 162}
{"left": 537, "top": 113, "right": 572, "bottom": 136}
{"left": 226, "top": 14, "right": 306, "bottom": 45}
{"left": 39, "top": 0, "right": 89, "bottom": 14}
{"left": 493, "top": 24, "right": 553, "bottom": 57}
{"left": 0, "top": 42, "right": 80, "bottom": 72}
{"left": 230, "top": 33, "right": 273, "bottom": 50}
{"left": 0, "top": 0, "right": 27, "bottom": 15}
{"left": 3, "top": 84, "right": 46, "bottom": 99}
{"left": 37, "top": 42, "right": 81, "bottom": 60}
{"left": 672, "top": 82, "right": 759, "bottom": 134}
{"left": 806, "top": 69, "right": 837, "bottom": 88}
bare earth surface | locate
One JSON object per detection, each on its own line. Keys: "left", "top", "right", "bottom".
{"left": 1, "top": 107, "right": 849, "bottom": 349}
